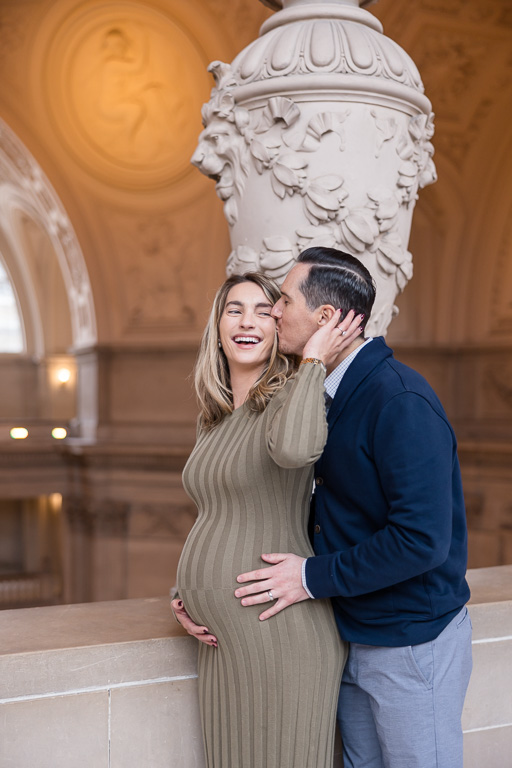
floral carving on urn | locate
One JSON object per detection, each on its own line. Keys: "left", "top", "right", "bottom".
{"left": 192, "top": 0, "right": 437, "bottom": 335}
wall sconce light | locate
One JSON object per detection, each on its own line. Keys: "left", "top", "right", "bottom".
{"left": 10, "top": 427, "right": 29, "bottom": 439}
{"left": 49, "top": 493, "right": 62, "bottom": 512}
{"left": 51, "top": 427, "right": 67, "bottom": 440}
{"left": 57, "top": 367, "right": 71, "bottom": 384}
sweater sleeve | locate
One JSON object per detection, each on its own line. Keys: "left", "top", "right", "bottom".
{"left": 266, "top": 363, "right": 328, "bottom": 469}
{"left": 305, "top": 391, "right": 457, "bottom": 598}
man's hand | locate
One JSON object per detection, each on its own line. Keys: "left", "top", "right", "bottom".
{"left": 235, "top": 553, "right": 309, "bottom": 620}
{"left": 171, "top": 598, "right": 218, "bottom": 647}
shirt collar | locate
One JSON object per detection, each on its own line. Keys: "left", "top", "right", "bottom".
{"left": 324, "top": 337, "right": 373, "bottom": 401}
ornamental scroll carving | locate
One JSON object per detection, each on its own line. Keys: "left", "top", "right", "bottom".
{"left": 192, "top": 1, "right": 437, "bottom": 335}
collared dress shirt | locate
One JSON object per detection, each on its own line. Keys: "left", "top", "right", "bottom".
{"left": 301, "top": 338, "right": 373, "bottom": 598}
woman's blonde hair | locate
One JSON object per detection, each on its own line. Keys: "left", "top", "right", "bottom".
{"left": 194, "top": 273, "right": 296, "bottom": 431}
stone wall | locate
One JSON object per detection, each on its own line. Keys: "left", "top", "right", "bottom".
{"left": 0, "top": 567, "right": 510, "bottom": 767}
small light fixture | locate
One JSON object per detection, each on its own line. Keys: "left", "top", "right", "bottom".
{"left": 57, "top": 367, "right": 71, "bottom": 384}
{"left": 49, "top": 493, "right": 62, "bottom": 510}
{"left": 10, "top": 427, "right": 29, "bottom": 439}
{"left": 51, "top": 427, "right": 67, "bottom": 440}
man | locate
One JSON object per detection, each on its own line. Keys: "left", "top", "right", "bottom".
{"left": 235, "top": 247, "right": 472, "bottom": 768}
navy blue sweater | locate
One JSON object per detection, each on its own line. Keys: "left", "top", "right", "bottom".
{"left": 305, "top": 338, "right": 470, "bottom": 647}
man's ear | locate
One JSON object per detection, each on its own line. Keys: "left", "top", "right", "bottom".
{"left": 317, "top": 305, "right": 337, "bottom": 325}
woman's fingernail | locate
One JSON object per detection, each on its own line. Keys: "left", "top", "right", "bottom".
{"left": 203, "top": 629, "right": 209, "bottom": 634}
{"left": 360, "top": 314, "right": 365, "bottom": 319}
{"left": 177, "top": 600, "right": 183, "bottom": 608}
{"left": 359, "top": 326, "right": 364, "bottom": 331}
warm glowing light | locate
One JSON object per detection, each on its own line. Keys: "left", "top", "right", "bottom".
{"left": 51, "top": 427, "right": 67, "bottom": 440}
{"left": 57, "top": 367, "right": 71, "bottom": 383}
{"left": 10, "top": 427, "right": 28, "bottom": 439}
{"left": 49, "top": 493, "right": 62, "bottom": 510}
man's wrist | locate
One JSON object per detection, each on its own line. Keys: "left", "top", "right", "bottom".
{"left": 301, "top": 558, "right": 315, "bottom": 599}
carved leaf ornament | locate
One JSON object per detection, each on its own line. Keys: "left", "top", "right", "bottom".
{"left": 215, "top": 83, "right": 429, "bottom": 291}
{"left": 196, "top": 3, "right": 436, "bottom": 300}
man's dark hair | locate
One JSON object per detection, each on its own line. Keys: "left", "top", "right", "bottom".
{"left": 297, "top": 247, "right": 376, "bottom": 329}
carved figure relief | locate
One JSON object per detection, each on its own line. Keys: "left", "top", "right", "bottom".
{"left": 41, "top": 3, "right": 211, "bottom": 188}
{"left": 111, "top": 212, "right": 198, "bottom": 329}
{"left": 83, "top": 25, "right": 182, "bottom": 165}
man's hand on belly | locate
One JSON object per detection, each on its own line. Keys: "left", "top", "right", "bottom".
{"left": 235, "top": 553, "right": 309, "bottom": 620}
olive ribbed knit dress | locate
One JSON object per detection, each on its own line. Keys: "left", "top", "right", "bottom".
{"left": 177, "top": 363, "right": 346, "bottom": 768}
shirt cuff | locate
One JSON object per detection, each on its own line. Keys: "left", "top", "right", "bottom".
{"left": 301, "top": 558, "right": 315, "bottom": 599}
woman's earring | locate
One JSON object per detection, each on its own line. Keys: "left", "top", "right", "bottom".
{"left": 218, "top": 341, "right": 222, "bottom": 348}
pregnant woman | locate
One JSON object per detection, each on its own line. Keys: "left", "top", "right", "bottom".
{"left": 172, "top": 272, "right": 359, "bottom": 768}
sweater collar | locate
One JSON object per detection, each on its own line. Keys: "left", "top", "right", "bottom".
{"left": 327, "top": 336, "right": 394, "bottom": 428}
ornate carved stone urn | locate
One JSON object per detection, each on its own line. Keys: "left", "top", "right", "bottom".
{"left": 192, "top": 0, "right": 437, "bottom": 334}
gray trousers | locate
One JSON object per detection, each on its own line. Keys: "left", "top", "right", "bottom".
{"left": 338, "top": 606, "right": 473, "bottom": 768}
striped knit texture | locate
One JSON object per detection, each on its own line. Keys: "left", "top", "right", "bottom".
{"left": 177, "top": 364, "right": 346, "bottom": 767}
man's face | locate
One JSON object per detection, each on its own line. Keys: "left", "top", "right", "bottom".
{"left": 272, "top": 263, "right": 320, "bottom": 356}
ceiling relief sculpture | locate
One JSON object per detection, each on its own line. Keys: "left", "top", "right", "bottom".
{"left": 106, "top": 211, "right": 200, "bottom": 331}
{"left": 39, "top": 2, "right": 211, "bottom": 189}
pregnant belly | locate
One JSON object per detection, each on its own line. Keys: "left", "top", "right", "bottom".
{"left": 178, "top": 586, "right": 264, "bottom": 638}
{"left": 177, "top": 517, "right": 312, "bottom": 594}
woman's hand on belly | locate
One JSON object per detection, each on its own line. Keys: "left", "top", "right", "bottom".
{"left": 171, "top": 599, "right": 218, "bottom": 648}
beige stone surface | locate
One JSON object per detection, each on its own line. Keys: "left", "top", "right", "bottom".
{"left": 467, "top": 565, "right": 512, "bottom": 606}
{"left": 0, "top": 597, "right": 178, "bottom": 653}
{"left": 0, "top": 635, "right": 196, "bottom": 702}
{"left": 0, "top": 691, "right": 109, "bottom": 768}
{"left": 463, "top": 726, "right": 512, "bottom": 768}
{"left": 0, "top": 571, "right": 508, "bottom": 767}
{"left": 0, "top": 597, "right": 198, "bottom": 699}
{"left": 110, "top": 680, "right": 205, "bottom": 768}
{"left": 463, "top": 638, "right": 512, "bottom": 731}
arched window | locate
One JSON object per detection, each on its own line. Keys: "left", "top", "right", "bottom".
{"left": 0, "top": 258, "right": 24, "bottom": 352}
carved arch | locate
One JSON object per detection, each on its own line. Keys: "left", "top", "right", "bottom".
{"left": 0, "top": 119, "right": 97, "bottom": 351}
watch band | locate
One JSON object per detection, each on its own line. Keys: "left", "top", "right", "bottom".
{"left": 300, "top": 357, "right": 326, "bottom": 373}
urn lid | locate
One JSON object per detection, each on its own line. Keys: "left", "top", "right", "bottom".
{"left": 259, "top": 1, "right": 378, "bottom": 9}
{"left": 232, "top": 0, "right": 427, "bottom": 109}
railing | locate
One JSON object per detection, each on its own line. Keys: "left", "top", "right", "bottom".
{"left": 0, "top": 566, "right": 510, "bottom": 767}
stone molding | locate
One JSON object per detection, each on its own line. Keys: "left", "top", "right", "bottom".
{"left": 0, "top": 118, "right": 96, "bottom": 348}
{"left": 65, "top": 497, "right": 130, "bottom": 537}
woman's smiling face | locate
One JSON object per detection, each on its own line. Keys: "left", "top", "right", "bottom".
{"left": 218, "top": 281, "right": 276, "bottom": 375}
